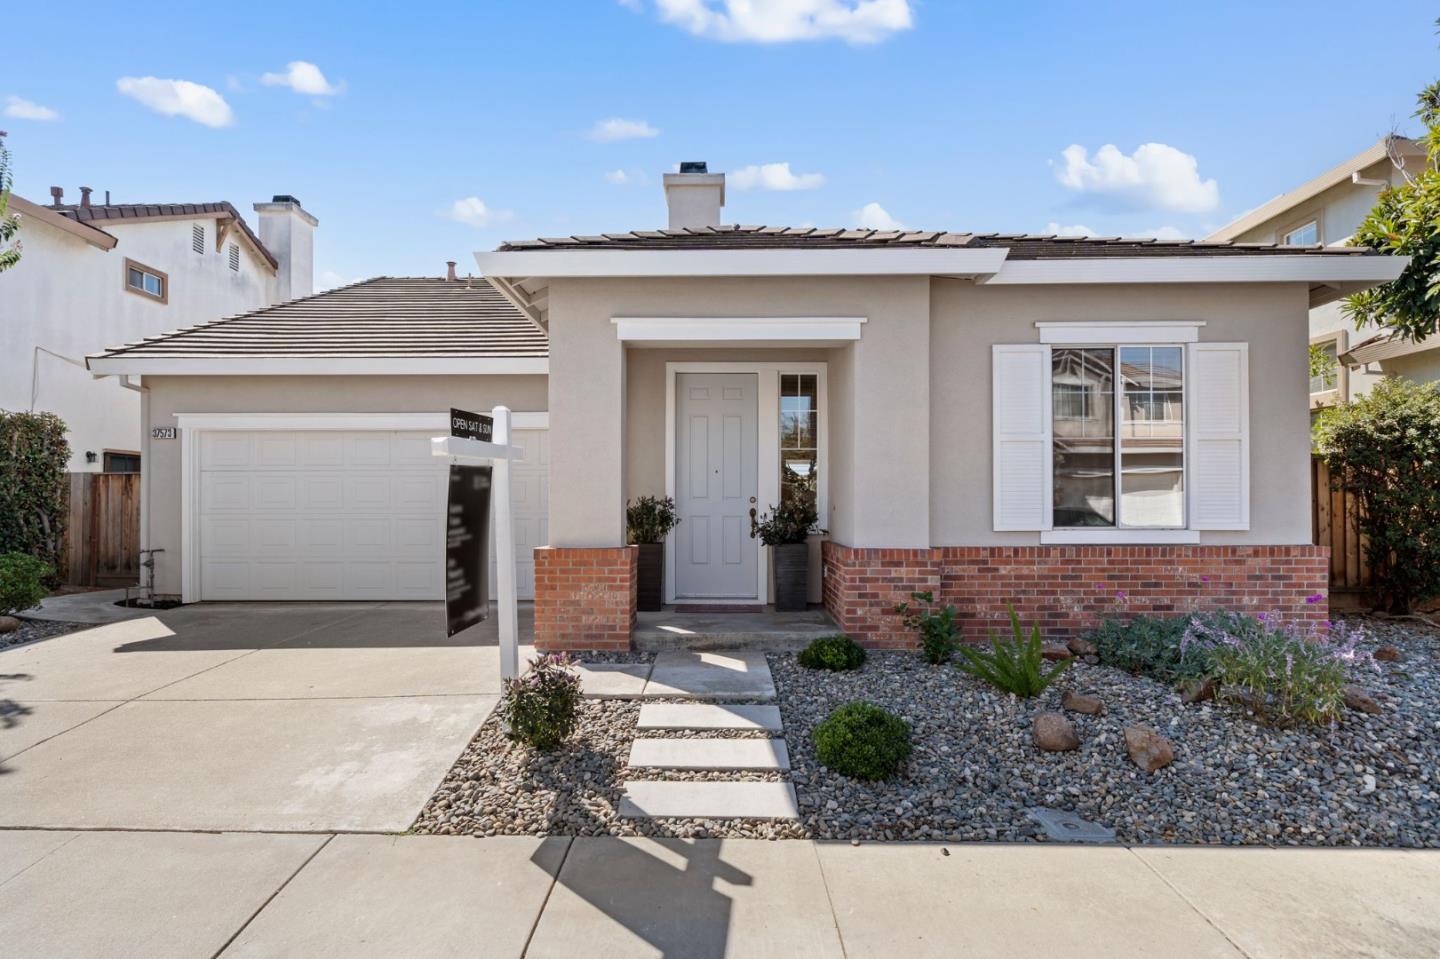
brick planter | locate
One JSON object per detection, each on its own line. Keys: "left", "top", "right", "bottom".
{"left": 533, "top": 546, "right": 638, "bottom": 651}
{"left": 822, "top": 541, "right": 1330, "bottom": 648}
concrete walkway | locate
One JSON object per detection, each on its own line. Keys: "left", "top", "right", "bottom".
{"left": 1, "top": 832, "right": 1435, "bottom": 958}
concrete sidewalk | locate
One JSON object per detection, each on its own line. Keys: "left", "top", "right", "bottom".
{"left": 2, "top": 833, "right": 1436, "bottom": 958}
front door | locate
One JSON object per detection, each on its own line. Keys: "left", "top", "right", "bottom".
{"left": 674, "top": 372, "right": 759, "bottom": 600}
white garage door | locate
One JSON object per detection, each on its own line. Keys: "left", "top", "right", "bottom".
{"left": 197, "top": 428, "right": 547, "bottom": 601}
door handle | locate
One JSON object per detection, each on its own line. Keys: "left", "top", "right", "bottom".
{"left": 749, "top": 507, "right": 757, "bottom": 521}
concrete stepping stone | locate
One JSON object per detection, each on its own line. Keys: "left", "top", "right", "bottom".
{"left": 628, "top": 738, "right": 790, "bottom": 771}
{"left": 618, "top": 781, "right": 799, "bottom": 820}
{"left": 573, "top": 662, "right": 652, "bottom": 699}
{"left": 636, "top": 703, "right": 783, "bottom": 732}
{"left": 643, "top": 650, "right": 776, "bottom": 701}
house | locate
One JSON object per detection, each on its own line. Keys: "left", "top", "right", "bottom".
{"left": 86, "top": 164, "right": 1407, "bottom": 648}
{"left": 0, "top": 188, "right": 317, "bottom": 472}
{"left": 1206, "top": 135, "right": 1436, "bottom": 409}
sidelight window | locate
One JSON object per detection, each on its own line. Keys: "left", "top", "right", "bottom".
{"left": 779, "top": 373, "right": 819, "bottom": 512}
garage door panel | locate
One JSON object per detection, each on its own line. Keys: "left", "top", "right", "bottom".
{"left": 200, "top": 427, "right": 546, "bottom": 601}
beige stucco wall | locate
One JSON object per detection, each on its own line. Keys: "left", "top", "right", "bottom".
{"left": 929, "top": 279, "right": 1314, "bottom": 546}
{"left": 141, "top": 374, "right": 547, "bottom": 595}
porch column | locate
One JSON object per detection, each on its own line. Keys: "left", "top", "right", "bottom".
{"left": 537, "top": 280, "right": 636, "bottom": 650}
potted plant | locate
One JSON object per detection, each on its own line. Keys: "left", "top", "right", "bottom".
{"left": 626, "top": 495, "right": 680, "bottom": 612}
{"left": 750, "top": 486, "right": 825, "bottom": 612}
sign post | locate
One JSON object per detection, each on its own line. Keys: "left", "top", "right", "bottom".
{"left": 433, "top": 406, "right": 522, "bottom": 681}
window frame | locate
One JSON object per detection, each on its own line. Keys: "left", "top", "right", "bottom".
{"left": 1049, "top": 341, "right": 1189, "bottom": 533}
{"left": 102, "top": 450, "right": 142, "bottom": 473}
{"left": 1308, "top": 329, "right": 1348, "bottom": 408}
{"left": 123, "top": 258, "right": 168, "bottom": 304}
{"left": 1278, "top": 213, "right": 1323, "bottom": 247}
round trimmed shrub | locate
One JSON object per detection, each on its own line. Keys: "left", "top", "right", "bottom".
{"left": 797, "top": 634, "right": 866, "bottom": 672}
{"left": 812, "top": 701, "right": 911, "bottom": 781}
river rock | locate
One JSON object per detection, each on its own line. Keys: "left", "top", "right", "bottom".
{"left": 1124, "top": 726, "right": 1175, "bottom": 773}
{"left": 1032, "top": 712, "right": 1080, "bottom": 751}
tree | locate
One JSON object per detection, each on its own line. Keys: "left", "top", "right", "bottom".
{"left": 1343, "top": 82, "right": 1440, "bottom": 342}
{"left": 1313, "top": 377, "right": 1440, "bottom": 613}
{"left": 0, "top": 131, "right": 19, "bottom": 272}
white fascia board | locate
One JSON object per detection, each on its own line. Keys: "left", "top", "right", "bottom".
{"left": 474, "top": 247, "right": 1011, "bottom": 278}
{"left": 86, "top": 356, "right": 550, "bottom": 376}
{"left": 983, "top": 255, "right": 1409, "bottom": 286}
{"left": 613, "top": 315, "right": 866, "bottom": 343}
{"left": 173, "top": 411, "right": 548, "bottom": 432}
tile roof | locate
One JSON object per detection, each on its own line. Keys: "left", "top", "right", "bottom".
{"left": 52, "top": 201, "right": 277, "bottom": 269}
{"left": 92, "top": 277, "right": 548, "bottom": 359}
{"left": 498, "top": 225, "right": 1378, "bottom": 258}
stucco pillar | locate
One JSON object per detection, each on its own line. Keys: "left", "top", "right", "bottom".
{"left": 546, "top": 280, "right": 627, "bottom": 546}
{"left": 843, "top": 277, "right": 931, "bottom": 547}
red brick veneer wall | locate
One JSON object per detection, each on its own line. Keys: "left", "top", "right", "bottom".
{"left": 822, "top": 541, "right": 1330, "bottom": 648}
{"left": 533, "top": 546, "right": 637, "bottom": 651}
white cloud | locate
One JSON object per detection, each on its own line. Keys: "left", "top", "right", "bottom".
{"left": 853, "top": 201, "right": 904, "bottom": 230}
{"left": 4, "top": 96, "right": 59, "bottom": 121}
{"left": 446, "top": 196, "right": 513, "bottom": 228}
{"left": 606, "top": 169, "right": 631, "bottom": 184}
{"left": 1045, "top": 222, "right": 1095, "bottom": 237}
{"left": 260, "top": 61, "right": 345, "bottom": 96}
{"left": 1140, "top": 225, "right": 1189, "bottom": 241}
{"left": 606, "top": 168, "right": 651, "bottom": 185}
{"left": 731, "top": 162, "right": 825, "bottom": 191}
{"left": 1054, "top": 142, "right": 1218, "bottom": 213}
{"left": 116, "top": 77, "right": 234, "bottom": 127}
{"left": 646, "top": 0, "right": 913, "bottom": 44}
{"left": 586, "top": 117, "right": 660, "bottom": 142}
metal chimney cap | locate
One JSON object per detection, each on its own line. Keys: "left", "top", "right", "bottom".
{"left": 678, "top": 161, "right": 708, "bottom": 174}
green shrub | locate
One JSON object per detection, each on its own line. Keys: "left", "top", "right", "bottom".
{"left": 1314, "top": 377, "right": 1440, "bottom": 612}
{"left": 797, "top": 634, "right": 866, "bottom": 671}
{"left": 499, "top": 653, "right": 583, "bottom": 751}
{"left": 812, "top": 701, "right": 912, "bottom": 781}
{"left": 0, "top": 411, "right": 69, "bottom": 579}
{"left": 0, "top": 552, "right": 50, "bottom": 616}
{"left": 1183, "top": 617, "right": 1355, "bottom": 727}
{"left": 894, "top": 591, "right": 960, "bottom": 664}
{"left": 955, "top": 605, "right": 1070, "bottom": 697}
{"left": 626, "top": 495, "right": 680, "bottom": 545}
{"left": 1086, "top": 614, "right": 1214, "bottom": 683}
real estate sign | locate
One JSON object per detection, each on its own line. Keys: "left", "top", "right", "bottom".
{"left": 444, "top": 408, "right": 493, "bottom": 637}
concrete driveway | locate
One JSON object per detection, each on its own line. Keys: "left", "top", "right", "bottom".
{"left": 0, "top": 601, "right": 529, "bottom": 832}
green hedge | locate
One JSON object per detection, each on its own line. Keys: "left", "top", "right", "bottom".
{"left": 0, "top": 411, "right": 69, "bottom": 579}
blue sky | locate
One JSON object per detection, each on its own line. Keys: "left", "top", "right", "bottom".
{"left": 4, "top": 1, "right": 1438, "bottom": 287}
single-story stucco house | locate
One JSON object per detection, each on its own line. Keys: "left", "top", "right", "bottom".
{"left": 86, "top": 163, "right": 1407, "bottom": 650}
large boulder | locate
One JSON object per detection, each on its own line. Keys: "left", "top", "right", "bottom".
{"left": 1032, "top": 712, "right": 1080, "bottom": 751}
{"left": 0, "top": 616, "right": 21, "bottom": 634}
{"left": 1066, "top": 636, "right": 1097, "bottom": 657}
{"left": 1373, "top": 645, "right": 1402, "bottom": 663}
{"left": 1124, "top": 726, "right": 1175, "bottom": 773}
{"left": 1060, "top": 690, "right": 1104, "bottom": 715}
{"left": 1041, "top": 644, "right": 1073, "bottom": 662}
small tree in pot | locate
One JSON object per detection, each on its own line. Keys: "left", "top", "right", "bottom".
{"left": 627, "top": 496, "right": 680, "bottom": 612}
{"left": 750, "top": 481, "right": 825, "bottom": 612}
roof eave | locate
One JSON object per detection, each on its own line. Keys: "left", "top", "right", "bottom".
{"left": 85, "top": 355, "right": 549, "bottom": 377}
{"left": 10, "top": 195, "right": 118, "bottom": 250}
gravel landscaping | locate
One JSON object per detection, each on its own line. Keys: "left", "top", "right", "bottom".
{"left": 0, "top": 619, "right": 86, "bottom": 652}
{"left": 414, "top": 615, "right": 1439, "bottom": 846}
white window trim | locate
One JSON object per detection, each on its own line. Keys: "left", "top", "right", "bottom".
{"left": 173, "top": 410, "right": 548, "bottom": 603}
{"left": 663, "top": 362, "right": 827, "bottom": 606}
{"left": 1278, "top": 211, "right": 1324, "bottom": 247}
{"left": 1046, "top": 342, "right": 1191, "bottom": 537}
{"left": 1035, "top": 321, "right": 1203, "bottom": 344}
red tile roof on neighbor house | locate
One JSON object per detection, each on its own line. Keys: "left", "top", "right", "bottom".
{"left": 51, "top": 200, "right": 278, "bottom": 269}
{"left": 89, "top": 277, "right": 547, "bottom": 360}
{"left": 498, "top": 225, "right": 1382, "bottom": 257}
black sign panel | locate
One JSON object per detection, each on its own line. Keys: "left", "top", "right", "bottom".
{"left": 450, "top": 407, "right": 494, "bottom": 443}
{"left": 445, "top": 464, "right": 492, "bottom": 637}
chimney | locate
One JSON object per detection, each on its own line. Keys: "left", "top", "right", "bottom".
{"left": 79, "top": 186, "right": 92, "bottom": 211}
{"left": 663, "top": 161, "right": 725, "bottom": 230}
{"left": 49, "top": 186, "right": 63, "bottom": 206}
{"left": 446, "top": 260, "right": 457, "bottom": 281}
{"left": 253, "top": 194, "right": 318, "bottom": 303}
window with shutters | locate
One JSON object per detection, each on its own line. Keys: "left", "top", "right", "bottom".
{"left": 192, "top": 224, "right": 205, "bottom": 253}
{"left": 229, "top": 243, "right": 240, "bottom": 271}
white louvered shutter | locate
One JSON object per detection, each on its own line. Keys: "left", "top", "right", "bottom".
{"left": 1188, "top": 342, "right": 1250, "bottom": 529}
{"left": 992, "top": 344, "right": 1052, "bottom": 531}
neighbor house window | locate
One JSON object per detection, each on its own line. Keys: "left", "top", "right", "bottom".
{"left": 1309, "top": 341, "right": 1339, "bottom": 394}
{"left": 1052, "top": 345, "right": 1184, "bottom": 528}
{"left": 103, "top": 451, "right": 141, "bottom": 473}
{"left": 1281, "top": 219, "right": 1319, "bottom": 246}
{"left": 124, "top": 258, "right": 168, "bottom": 303}
{"left": 780, "top": 373, "right": 819, "bottom": 512}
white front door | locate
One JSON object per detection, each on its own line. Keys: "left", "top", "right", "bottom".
{"left": 674, "top": 373, "right": 759, "bottom": 600}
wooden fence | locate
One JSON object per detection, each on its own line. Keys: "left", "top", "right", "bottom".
{"left": 61, "top": 473, "right": 141, "bottom": 587}
{"left": 1311, "top": 455, "right": 1373, "bottom": 604}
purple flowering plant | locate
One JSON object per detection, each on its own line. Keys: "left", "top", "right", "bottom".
{"left": 499, "top": 652, "right": 583, "bottom": 751}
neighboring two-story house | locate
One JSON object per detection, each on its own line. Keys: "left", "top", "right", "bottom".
{"left": 0, "top": 188, "right": 317, "bottom": 472}
{"left": 1206, "top": 135, "right": 1435, "bottom": 410}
